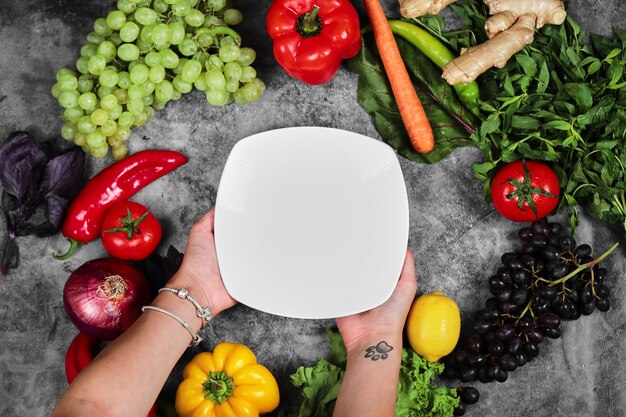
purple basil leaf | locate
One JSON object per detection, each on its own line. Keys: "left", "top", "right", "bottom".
{"left": 2, "top": 191, "right": 19, "bottom": 213}
{"left": 39, "top": 147, "right": 85, "bottom": 199}
{"left": 20, "top": 220, "right": 58, "bottom": 238}
{"left": 45, "top": 194, "right": 68, "bottom": 229}
{"left": 0, "top": 132, "right": 47, "bottom": 203}
{"left": 1, "top": 235, "right": 18, "bottom": 276}
{"left": 2, "top": 193, "right": 20, "bottom": 237}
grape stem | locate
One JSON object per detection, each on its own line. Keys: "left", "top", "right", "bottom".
{"left": 548, "top": 242, "right": 619, "bottom": 287}
{"left": 205, "top": 27, "right": 242, "bottom": 45}
{"left": 515, "top": 300, "right": 533, "bottom": 325}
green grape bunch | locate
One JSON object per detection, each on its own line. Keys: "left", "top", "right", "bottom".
{"left": 52, "top": 0, "right": 265, "bottom": 160}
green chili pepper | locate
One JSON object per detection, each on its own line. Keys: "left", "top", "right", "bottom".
{"left": 386, "top": 20, "right": 480, "bottom": 113}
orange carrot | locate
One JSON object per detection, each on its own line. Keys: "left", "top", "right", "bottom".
{"left": 362, "top": 0, "right": 434, "bottom": 153}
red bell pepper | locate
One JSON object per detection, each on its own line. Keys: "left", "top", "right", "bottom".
{"left": 266, "top": 0, "right": 361, "bottom": 85}
{"left": 53, "top": 150, "right": 187, "bottom": 260}
{"left": 64, "top": 332, "right": 157, "bottom": 417}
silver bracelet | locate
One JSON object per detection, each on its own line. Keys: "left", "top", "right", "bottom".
{"left": 141, "top": 306, "right": 203, "bottom": 346}
{"left": 158, "top": 287, "right": 213, "bottom": 328}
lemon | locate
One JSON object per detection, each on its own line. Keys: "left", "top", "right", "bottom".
{"left": 406, "top": 291, "right": 461, "bottom": 362}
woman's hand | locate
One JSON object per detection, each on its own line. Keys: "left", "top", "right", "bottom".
{"left": 336, "top": 250, "right": 417, "bottom": 353}
{"left": 332, "top": 250, "right": 418, "bottom": 417}
{"left": 169, "top": 208, "right": 237, "bottom": 316}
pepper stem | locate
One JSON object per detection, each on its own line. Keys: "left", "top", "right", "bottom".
{"left": 296, "top": 5, "right": 323, "bottom": 38}
{"left": 203, "top": 371, "right": 235, "bottom": 404}
{"left": 53, "top": 239, "right": 80, "bottom": 260}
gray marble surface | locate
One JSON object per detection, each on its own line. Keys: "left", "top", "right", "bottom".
{"left": 1, "top": 0, "right": 626, "bottom": 416}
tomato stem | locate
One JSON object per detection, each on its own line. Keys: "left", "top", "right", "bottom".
{"left": 503, "top": 160, "right": 557, "bottom": 218}
{"left": 104, "top": 208, "right": 151, "bottom": 240}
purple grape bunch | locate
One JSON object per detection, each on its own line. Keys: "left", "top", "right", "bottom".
{"left": 445, "top": 219, "right": 617, "bottom": 416}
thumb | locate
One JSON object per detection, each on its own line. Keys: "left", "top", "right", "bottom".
{"left": 395, "top": 249, "right": 418, "bottom": 303}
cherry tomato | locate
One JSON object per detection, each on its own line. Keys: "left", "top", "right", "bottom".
{"left": 101, "top": 201, "right": 162, "bottom": 260}
{"left": 491, "top": 160, "right": 560, "bottom": 222}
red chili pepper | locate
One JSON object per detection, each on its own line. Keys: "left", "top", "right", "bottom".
{"left": 64, "top": 332, "right": 157, "bottom": 417}
{"left": 266, "top": 0, "right": 361, "bottom": 85}
{"left": 54, "top": 150, "right": 188, "bottom": 260}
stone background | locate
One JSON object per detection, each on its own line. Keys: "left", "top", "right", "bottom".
{"left": 1, "top": 0, "right": 625, "bottom": 416}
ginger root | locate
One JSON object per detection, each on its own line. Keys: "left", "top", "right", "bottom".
{"left": 484, "top": 0, "right": 567, "bottom": 37}
{"left": 442, "top": 0, "right": 566, "bottom": 84}
{"left": 399, "top": 0, "right": 458, "bottom": 18}
{"left": 442, "top": 14, "right": 537, "bottom": 85}
{"left": 484, "top": 11, "right": 518, "bottom": 38}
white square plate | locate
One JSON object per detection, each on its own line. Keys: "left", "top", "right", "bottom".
{"left": 214, "top": 127, "right": 409, "bottom": 319}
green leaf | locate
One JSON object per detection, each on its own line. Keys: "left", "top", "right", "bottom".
{"left": 608, "top": 60, "right": 625, "bottom": 86}
{"left": 472, "top": 160, "right": 498, "bottom": 179}
{"left": 563, "top": 83, "right": 593, "bottom": 112}
{"left": 503, "top": 74, "right": 515, "bottom": 96}
{"left": 577, "top": 95, "right": 615, "bottom": 128}
{"left": 481, "top": 113, "right": 500, "bottom": 137}
{"left": 537, "top": 61, "right": 550, "bottom": 93}
{"left": 587, "top": 59, "right": 602, "bottom": 75}
{"left": 327, "top": 328, "right": 347, "bottom": 368}
{"left": 543, "top": 120, "right": 571, "bottom": 131}
{"left": 604, "top": 48, "right": 623, "bottom": 62}
{"left": 279, "top": 359, "right": 343, "bottom": 417}
{"left": 396, "top": 349, "right": 459, "bottom": 417}
{"left": 564, "top": 193, "right": 578, "bottom": 206}
{"left": 347, "top": 35, "right": 477, "bottom": 165}
{"left": 515, "top": 54, "right": 537, "bottom": 76}
{"left": 595, "top": 140, "right": 620, "bottom": 150}
{"left": 511, "top": 115, "right": 541, "bottom": 130}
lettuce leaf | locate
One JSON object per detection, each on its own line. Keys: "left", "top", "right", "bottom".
{"left": 280, "top": 330, "right": 459, "bottom": 417}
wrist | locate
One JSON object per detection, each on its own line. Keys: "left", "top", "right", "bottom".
{"left": 345, "top": 332, "right": 403, "bottom": 359}
{"left": 167, "top": 273, "right": 218, "bottom": 316}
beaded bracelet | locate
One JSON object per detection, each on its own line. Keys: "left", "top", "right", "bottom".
{"left": 158, "top": 287, "right": 213, "bottom": 328}
{"left": 141, "top": 306, "right": 203, "bottom": 346}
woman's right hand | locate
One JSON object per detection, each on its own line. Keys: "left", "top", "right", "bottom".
{"left": 335, "top": 250, "right": 418, "bottom": 353}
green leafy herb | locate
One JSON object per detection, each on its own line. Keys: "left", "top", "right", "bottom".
{"left": 347, "top": 34, "right": 477, "bottom": 164}
{"left": 349, "top": 0, "right": 626, "bottom": 235}
{"left": 279, "top": 329, "right": 459, "bottom": 417}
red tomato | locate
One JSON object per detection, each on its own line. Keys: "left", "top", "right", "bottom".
{"left": 491, "top": 160, "right": 560, "bottom": 222}
{"left": 101, "top": 201, "right": 162, "bottom": 260}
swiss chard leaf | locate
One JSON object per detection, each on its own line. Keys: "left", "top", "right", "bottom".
{"left": 347, "top": 35, "right": 477, "bottom": 164}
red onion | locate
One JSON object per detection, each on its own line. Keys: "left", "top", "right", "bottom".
{"left": 63, "top": 258, "right": 152, "bottom": 340}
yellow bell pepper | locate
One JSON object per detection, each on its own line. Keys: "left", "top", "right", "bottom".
{"left": 175, "top": 342, "right": 280, "bottom": 417}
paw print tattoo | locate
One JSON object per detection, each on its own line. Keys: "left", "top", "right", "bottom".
{"left": 364, "top": 341, "right": 393, "bottom": 361}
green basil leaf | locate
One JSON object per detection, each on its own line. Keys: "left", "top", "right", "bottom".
{"left": 577, "top": 95, "right": 615, "bottom": 128}
{"left": 543, "top": 120, "right": 571, "bottom": 131}
{"left": 515, "top": 55, "right": 537, "bottom": 77}
{"left": 480, "top": 113, "right": 500, "bottom": 137}
{"left": 563, "top": 83, "right": 593, "bottom": 112}
{"left": 608, "top": 60, "right": 625, "bottom": 86}
{"left": 511, "top": 115, "right": 541, "bottom": 130}
{"left": 604, "top": 48, "right": 623, "bottom": 61}
{"left": 536, "top": 61, "right": 550, "bottom": 93}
